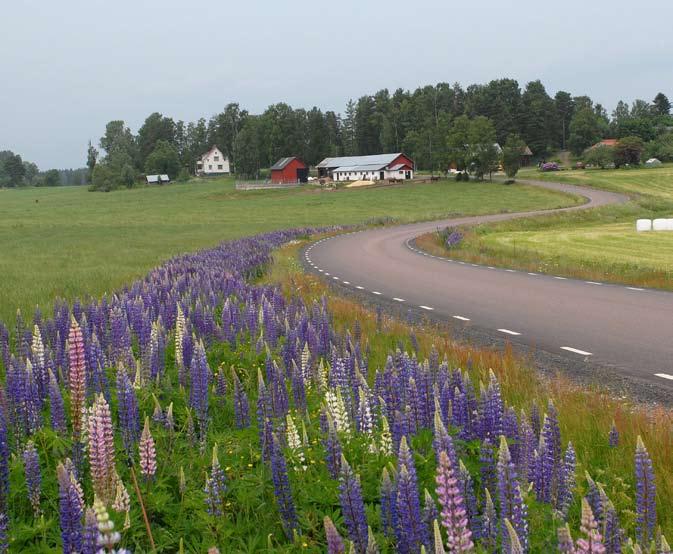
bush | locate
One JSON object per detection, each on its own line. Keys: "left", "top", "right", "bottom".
{"left": 614, "top": 136, "right": 644, "bottom": 167}
{"left": 177, "top": 168, "right": 191, "bottom": 182}
{"left": 584, "top": 145, "right": 615, "bottom": 169}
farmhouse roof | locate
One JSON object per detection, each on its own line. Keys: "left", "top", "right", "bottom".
{"left": 521, "top": 145, "right": 533, "bottom": 156}
{"left": 590, "top": 139, "right": 618, "bottom": 149}
{"left": 316, "top": 153, "right": 404, "bottom": 169}
{"left": 270, "top": 157, "right": 304, "bottom": 170}
{"left": 200, "top": 145, "right": 222, "bottom": 160}
{"left": 389, "top": 163, "right": 411, "bottom": 171}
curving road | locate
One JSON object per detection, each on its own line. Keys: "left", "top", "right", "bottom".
{"left": 305, "top": 179, "right": 673, "bottom": 393}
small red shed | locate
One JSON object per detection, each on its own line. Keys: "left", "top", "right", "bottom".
{"left": 270, "top": 157, "right": 309, "bottom": 184}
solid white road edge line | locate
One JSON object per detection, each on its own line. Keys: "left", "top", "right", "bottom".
{"left": 655, "top": 373, "right": 673, "bottom": 381}
{"left": 561, "top": 346, "right": 593, "bottom": 356}
{"left": 498, "top": 328, "right": 521, "bottom": 336}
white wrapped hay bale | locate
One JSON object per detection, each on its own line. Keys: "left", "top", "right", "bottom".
{"left": 666, "top": 219, "right": 673, "bottom": 231}
{"left": 636, "top": 219, "right": 652, "bottom": 232}
{"left": 652, "top": 219, "right": 668, "bottom": 231}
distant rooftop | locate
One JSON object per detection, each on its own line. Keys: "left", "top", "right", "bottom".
{"left": 316, "top": 153, "right": 403, "bottom": 169}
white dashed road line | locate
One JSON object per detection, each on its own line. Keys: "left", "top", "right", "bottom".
{"left": 355, "top": 286, "right": 364, "bottom": 290}
{"left": 655, "top": 373, "right": 673, "bottom": 381}
{"left": 561, "top": 346, "right": 593, "bottom": 356}
{"left": 452, "top": 315, "right": 470, "bottom": 321}
{"left": 393, "top": 298, "right": 405, "bottom": 302}
{"left": 528, "top": 272, "right": 538, "bottom": 276}
{"left": 419, "top": 305, "right": 434, "bottom": 311}
{"left": 372, "top": 291, "right": 382, "bottom": 295}
{"left": 498, "top": 328, "right": 521, "bottom": 336}
{"left": 554, "top": 276, "right": 567, "bottom": 280}
{"left": 343, "top": 281, "right": 350, "bottom": 285}
{"left": 627, "top": 287, "right": 644, "bottom": 291}
{"left": 586, "top": 281, "right": 602, "bottom": 286}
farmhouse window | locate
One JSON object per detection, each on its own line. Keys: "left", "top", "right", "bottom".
{"left": 218, "top": 165, "right": 223, "bottom": 170}
{"left": 214, "top": 156, "right": 219, "bottom": 161}
{"left": 209, "top": 164, "right": 212, "bottom": 170}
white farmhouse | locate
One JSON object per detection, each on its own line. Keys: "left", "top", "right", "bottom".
{"left": 196, "top": 146, "right": 231, "bottom": 176}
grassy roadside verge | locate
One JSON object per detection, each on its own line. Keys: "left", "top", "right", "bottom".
{"left": 264, "top": 239, "right": 673, "bottom": 537}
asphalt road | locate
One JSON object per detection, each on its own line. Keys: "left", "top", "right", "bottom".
{"left": 305, "top": 179, "right": 673, "bottom": 394}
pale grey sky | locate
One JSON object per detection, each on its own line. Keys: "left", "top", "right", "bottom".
{"left": 1, "top": 0, "right": 671, "bottom": 169}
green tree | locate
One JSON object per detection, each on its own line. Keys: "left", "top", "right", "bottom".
{"left": 89, "top": 163, "right": 117, "bottom": 192}
{"left": 653, "top": 92, "right": 671, "bottom": 116}
{"left": 584, "top": 145, "right": 615, "bottom": 169}
{"left": 42, "top": 169, "right": 61, "bottom": 187}
{"left": 502, "top": 134, "right": 526, "bottom": 179}
{"left": 137, "top": 113, "right": 176, "bottom": 168}
{"left": 520, "top": 80, "right": 554, "bottom": 156}
{"left": 100, "top": 120, "right": 136, "bottom": 159}
{"left": 568, "top": 107, "right": 603, "bottom": 155}
{"left": 120, "top": 164, "right": 136, "bottom": 188}
{"left": 614, "top": 136, "right": 644, "bottom": 167}
{"left": 446, "top": 115, "right": 472, "bottom": 171}
{"left": 554, "top": 91, "right": 574, "bottom": 150}
{"left": 144, "top": 140, "right": 180, "bottom": 177}
{"left": 342, "top": 100, "right": 356, "bottom": 156}
{"left": 233, "top": 119, "right": 262, "bottom": 178}
{"left": 86, "top": 141, "right": 98, "bottom": 183}
{"left": 3, "top": 154, "right": 26, "bottom": 187}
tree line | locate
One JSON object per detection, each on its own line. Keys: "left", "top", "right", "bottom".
{"left": 0, "top": 151, "right": 88, "bottom": 188}
{"left": 89, "top": 80, "right": 672, "bottom": 188}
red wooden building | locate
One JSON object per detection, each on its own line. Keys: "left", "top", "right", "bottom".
{"left": 270, "top": 157, "right": 309, "bottom": 184}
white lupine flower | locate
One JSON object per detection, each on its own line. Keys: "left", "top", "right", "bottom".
{"left": 301, "top": 342, "right": 311, "bottom": 385}
{"left": 286, "top": 414, "right": 306, "bottom": 471}
{"left": 32, "top": 325, "right": 45, "bottom": 370}
{"left": 358, "top": 388, "right": 373, "bottom": 436}
{"left": 326, "top": 389, "right": 351, "bottom": 438}
{"left": 379, "top": 414, "right": 392, "bottom": 456}
{"left": 175, "top": 304, "right": 185, "bottom": 368}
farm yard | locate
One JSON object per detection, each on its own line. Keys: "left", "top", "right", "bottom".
{"left": 417, "top": 165, "right": 673, "bottom": 289}
{"left": 0, "top": 177, "right": 579, "bottom": 326}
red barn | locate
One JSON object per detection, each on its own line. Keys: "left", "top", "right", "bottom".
{"left": 270, "top": 157, "right": 309, "bottom": 184}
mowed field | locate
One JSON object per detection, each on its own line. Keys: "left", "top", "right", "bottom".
{"left": 421, "top": 165, "right": 673, "bottom": 288}
{"left": 0, "top": 178, "right": 578, "bottom": 324}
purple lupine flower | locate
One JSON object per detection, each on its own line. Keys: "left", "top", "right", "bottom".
{"left": 0, "top": 513, "right": 7, "bottom": 554}
{"left": 585, "top": 472, "right": 603, "bottom": 524}
{"left": 557, "top": 524, "right": 575, "bottom": 553}
{"left": 270, "top": 436, "right": 298, "bottom": 538}
{"left": 257, "top": 370, "right": 273, "bottom": 461}
{"left": 396, "top": 437, "right": 425, "bottom": 553}
{"left": 603, "top": 501, "right": 623, "bottom": 554}
{"left": 232, "top": 369, "right": 250, "bottom": 429}
{"left": 324, "top": 516, "right": 346, "bottom": 554}
{"left": 480, "top": 438, "right": 497, "bottom": 500}
{"left": 189, "top": 341, "right": 211, "bottom": 438}
{"left": 82, "top": 507, "right": 98, "bottom": 554}
{"left": 529, "top": 403, "right": 541, "bottom": 439}
{"left": 48, "top": 369, "right": 67, "bottom": 433}
{"left": 608, "top": 422, "right": 619, "bottom": 448}
{"left": 435, "top": 450, "right": 473, "bottom": 553}
{"left": 380, "top": 467, "right": 397, "bottom": 539}
{"left": 543, "top": 401, "right": 561, "bottom": 471}
{"left": 433, "top": 410, "right": 457, "bottom": 468}
{"left": 22, "top": 441, "right": 41, "bottom": 516}
{"left": 116, "top": 369, "right": 140, "bottom": 458}
{"left": 204, "top": 444, "right": 227, "bottom": 517}
{"left": 533, "top": 429, "right": 554, "bottom": 504}
{"left": 68, "top": 318, "right": 87, "bottom": 441}
{"left": 556, "top": 442, "right": 576, "bottom": 517}
{"left": 575, "top": 498, "right": 606, "bottom": 553}
{"left": 57, "top": 462, "right": 83, "bottom": 554}
{"left": 338, "top": 456, "right": 369, "bottom": 553}
{"left": 139, "top": 417, "right": 157, "bottom": 480}
{"left": 215, "top": 370, "right": 227, "bottom": 400}
{"left": 324, "top": 414, "right": 342, "bottom": 480}
{"left": 635, "top": 436, "right": 656, "bottom": 546}
{"left": 481, "top": 488, "right": 497, "bottom": 553}
{"left": 422, "top": 489, "right": 439, "bottom": 551}
{"left": 458, "top": 460, "right": 480, "bottom": 540}
{"left": 497, "top": 436, "right": 528, "bottom": 553}
{"left": 0, "top": 407, "right": 9, "bottom": 512}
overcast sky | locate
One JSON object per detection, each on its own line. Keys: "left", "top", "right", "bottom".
{"left": 1, "top": 0, "right": 672, "bottom": 169}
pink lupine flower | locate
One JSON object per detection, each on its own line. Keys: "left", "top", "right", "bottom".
{"left": 139, "top": 416, "right": 157, "bottom": 479}
{"left": 88, "top": 394, "right": 118, "bottom": 504}
{"left": 435, "top": 450, "right": 474, "bottom": 553}
{"left": 68, "top": 318, "right": 87, "bottom": 439}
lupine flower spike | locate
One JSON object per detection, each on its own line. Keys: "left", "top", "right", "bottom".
{"left": 139, "top": 417, "right": 157, "bottom": 480}
{"left": 324, "top": 515, "right": 346, "bottom": 554}
{"left": 435, "top": 450, "right": 473, "bottom": 553}
{"left": 204, "top": 444, "right": 227, "bottom": 517}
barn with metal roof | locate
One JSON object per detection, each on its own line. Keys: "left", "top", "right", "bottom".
{"left": 316, "top": 153, "right": 414, "bottom": 181}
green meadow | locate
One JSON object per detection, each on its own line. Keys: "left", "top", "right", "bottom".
{"left": 0, "top": 178, "right": 577, "bottom": 325}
